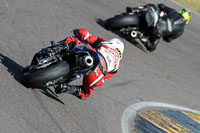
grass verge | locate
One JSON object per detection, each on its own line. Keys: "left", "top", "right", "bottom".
{"left": 174, "top": 0, "right": 200, "bottom": 13}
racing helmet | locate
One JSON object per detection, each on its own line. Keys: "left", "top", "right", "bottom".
{"left": 106, "top": 38, "right": 124, "bottom": 60}
{"left": 178, "top": 8, "right": 191, "bottom": 24}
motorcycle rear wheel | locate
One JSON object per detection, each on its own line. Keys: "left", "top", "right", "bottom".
{"left": 104, "top": 13, "right": 139, "bottom": 30}
{"left": 21, "top": 61, "right": 70, "bottom": 88}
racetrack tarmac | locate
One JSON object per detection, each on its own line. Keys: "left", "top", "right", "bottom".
{"left": 0, "top": 0, "right": 200, "bottom": 133}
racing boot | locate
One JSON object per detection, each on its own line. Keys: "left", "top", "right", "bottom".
{"left": 55, "top": 83, "right": 82, "bottom": 96}
{"left": 140, "top": 37, "right": 156, "bottom": 52}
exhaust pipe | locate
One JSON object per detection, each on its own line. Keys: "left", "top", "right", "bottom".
{"left": 80, "top": 55, "right": 93, "bottom": 67}
{"left": 130, "top": 31, "right": 138, "bottom": 38}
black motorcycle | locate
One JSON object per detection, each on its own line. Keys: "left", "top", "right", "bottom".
{"left": 21, "top": 40, "right": 100, "bottom": 89}
{"left": 104, "top": 6, "right": 161, "bottom": 40}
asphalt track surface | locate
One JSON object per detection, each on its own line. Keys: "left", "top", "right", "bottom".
{"left": 0, "top": 0, "right": 200, "bottom": 133}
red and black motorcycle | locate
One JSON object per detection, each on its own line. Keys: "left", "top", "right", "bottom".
{"left": 21, "top": 40, "right": 100, "bottom": 89}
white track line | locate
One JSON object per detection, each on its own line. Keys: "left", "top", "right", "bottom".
{"left": 121, "top": 102, "right": 200, "bottom": 133}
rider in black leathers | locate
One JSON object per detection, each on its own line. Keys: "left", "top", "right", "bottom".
{"left": 126, "top": 3, "right": 191, "bottom": 52}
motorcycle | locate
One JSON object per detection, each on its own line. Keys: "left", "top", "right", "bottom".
{"left": 104, "top": 6, "right": 162, "bottom": 40}
{"left": 21, "top": 39, "right": 100, "bottom": 89}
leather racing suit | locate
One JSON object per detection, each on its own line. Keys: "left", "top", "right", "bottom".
{"left": 58, "top": 29, "right": 121, "bottom": 100}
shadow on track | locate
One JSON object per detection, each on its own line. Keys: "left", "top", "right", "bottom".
{"left": 0, "top": 53, "right": 65, "bottom": 104}
{"left": 0, "top": 53, "right": 23, "bottom": 82}
{"left": 95, "top": 18, "right": 147, "bottom": 53}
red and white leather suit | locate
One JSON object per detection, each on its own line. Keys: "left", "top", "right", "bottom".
{"left": 64, "top": 29, "right": 121, "bottom": 100}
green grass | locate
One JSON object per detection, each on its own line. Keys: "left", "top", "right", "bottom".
{"left": 175, "top": 0, "right": 200, "bottom": 13}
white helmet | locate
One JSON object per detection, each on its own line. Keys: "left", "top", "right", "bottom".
{"left": 105, "top": 38, "right": 124, "bottom": 60}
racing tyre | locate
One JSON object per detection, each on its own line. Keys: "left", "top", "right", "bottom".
{"left": 21, "top": 61, "right": 70, "bottom": 88}
{"left": 104, "top": 13, "right": 139, "bottom": 30}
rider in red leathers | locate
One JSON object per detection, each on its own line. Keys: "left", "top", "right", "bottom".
{"left": 55, "top": 29, "right": 124, "bottom": 100}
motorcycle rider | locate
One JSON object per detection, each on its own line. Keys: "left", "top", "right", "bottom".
{"left": 126, "top": 3, "right": 191, "bottom": 52}
{"left": 54, "top": 29, "right": 124, "bottom": 100}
